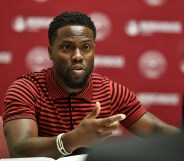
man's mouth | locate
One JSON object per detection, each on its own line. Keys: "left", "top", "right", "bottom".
{"left": 70, "top": 64, "right": 85, "bottom": 70}
{"left": 70, "top": 64, "right": 86, "bottom": 76}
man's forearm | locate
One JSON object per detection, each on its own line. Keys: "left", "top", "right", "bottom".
{"left": 8, "top": 136, "right": 61, "bottom": 159}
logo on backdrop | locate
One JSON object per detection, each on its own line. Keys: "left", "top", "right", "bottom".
{"left": 143, "top": 0, "right": 167, "bottom": 7}
{"left": 124, "top": 20, "right": 182, "bottom": 37}
{"left": 138, "top": 50, "right": 167, "bottom": 79}
{"left": 94, "top": 55, "right": 125, "bottom": 68}
{"left": 26, "top": 46, "right": 52, "bottom": 72}
{"left": 33, "top": 0, "right": 49, "bottom": 2}
{"left": 0, "top": 51, "right": 12, "bottom": 64}
{"left": 180, "top": 59, "right": 184, "bottom": 74}
{"left": 136, "top": 92, "right": 180, "bottom": 107}
{"left": 88, "top": 12, "right": 112, "bottom": 41}
{"left": 12, "top": 16, "right": 52, "bottom": 32}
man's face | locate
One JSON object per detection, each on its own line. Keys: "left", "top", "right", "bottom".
{"left": 49, "top": 25, "right": 95, "bottom": 90}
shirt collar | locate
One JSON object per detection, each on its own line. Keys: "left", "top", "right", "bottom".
{"left": 46, "top": 68, "right": 93, "bottom": 102}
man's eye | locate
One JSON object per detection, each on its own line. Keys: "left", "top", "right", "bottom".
{"left": 82, "top": 44, "right": 91, "bottom": 51}
{"left": 63, "top": 45, "right": 72, "bottom": 51}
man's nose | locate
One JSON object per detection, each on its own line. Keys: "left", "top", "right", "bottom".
{"left": 71, "top": 48, "right": 83, "bottom": 61}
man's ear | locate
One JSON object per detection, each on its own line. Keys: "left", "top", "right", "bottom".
{"left": 48, "top": 46, "right": 53, "bottom": 60}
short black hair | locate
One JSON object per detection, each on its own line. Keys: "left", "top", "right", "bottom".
{"left": 48, "top": 11, "right": 96, "bottom": 46}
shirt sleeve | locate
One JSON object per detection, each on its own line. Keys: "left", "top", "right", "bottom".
{"left": 110, "top": 81, "right": 147, "bottom": 127}
{"left": 3, "top": 78, "right": 38, "bottom": 124}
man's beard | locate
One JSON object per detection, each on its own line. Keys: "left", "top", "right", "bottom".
{"left": 63, "top": 70, "right": 91, "bottom": 89}
{"left": 58, "top": 64, "right": 93, "bottom": 89}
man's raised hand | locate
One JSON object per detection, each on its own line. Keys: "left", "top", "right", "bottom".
{"left": 72, "top": 102, "right": 126, "bottom": 147}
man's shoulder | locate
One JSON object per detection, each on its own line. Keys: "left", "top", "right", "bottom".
{"left": 91, "top": 73, "right": 122, "bottom": 89}
{"left": 91, "top": 73, "right": 110, "bottom": 81}
{"left": 18, "top": 68, "right": 50, "bottom": 81}
{"left": 12, "top": 68, "right": 51, "bottom": 90}
{"left": 91, "top": 73, "right": 116, "bottom": 88}
{"left": 91, "top": 73, "right": 119, "bottom": 84}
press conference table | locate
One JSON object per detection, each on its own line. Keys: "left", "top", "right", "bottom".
{"left": 0, "top": 154, "right": 88, "bottom": 161}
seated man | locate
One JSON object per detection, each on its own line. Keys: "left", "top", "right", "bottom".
{"left": 3, "top": 11, "right": 181, "bottom": 159}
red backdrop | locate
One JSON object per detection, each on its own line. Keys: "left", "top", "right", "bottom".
{"left": 1, "top": 0, "right": 184, "bottom": 128}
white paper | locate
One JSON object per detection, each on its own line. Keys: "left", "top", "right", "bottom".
{"left": 0, "top": 154, "right": 88, "bottom": 161}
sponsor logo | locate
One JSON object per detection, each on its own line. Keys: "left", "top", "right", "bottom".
{"left": 143, "top": 0, "right": 167, "bottom": 7}
{"left": 12, "top": 16, "right": 52, "bottom": 32}
{"left": 89, "top": 12, "right": 112, "bottom": 41}
{"left": 94, "top": 55, "right": 125, "bottom": 68}
{"left": 125, "top": 20, "right": 182, "bottom": 37}
{"left": 180, "top": 59, "right": 184, "bottom": 73}
{"left": 138, "top": 50, "right": 167, "bottom": 79}
{"left": 0, "top": 51, "right": 12, "bottom": 64}
{"left": 25, "top": 46, "right": 52, "bottom": 72}
{"left": 136, "top": 92, "right": 180, "bottom": 107}
{"left": 33, "top": 0, "right": 49, "bottom": 2}
{"left": 11, "top": 13, "right": 112, "bottom": 37}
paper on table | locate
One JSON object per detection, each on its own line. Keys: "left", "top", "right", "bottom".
{"left": 0, "top": 154, "right": 88, "bottom": 161}
{"left": 0, "top": 157, "right": 55, "bottom": 161}
{"left": 57, "top": 154, "right": 88, "bottom": 161}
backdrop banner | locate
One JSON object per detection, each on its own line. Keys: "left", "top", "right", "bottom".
{"left": 1, "top": 0, "right": 184, "bottom": 130}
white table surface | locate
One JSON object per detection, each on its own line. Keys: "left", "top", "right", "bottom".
{"left": 0, "top": 154, "right": 88, "bottom": 161}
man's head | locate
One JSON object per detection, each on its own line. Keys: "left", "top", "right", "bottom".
{"left": 48, "top": 11, "right": 96, "bottom": 46}
{"left": 48, "top": 11, "right": 96, "bottom": 93}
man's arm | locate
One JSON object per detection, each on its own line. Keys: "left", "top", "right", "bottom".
{"left": 4, "top": 119, "right": 61, "bottom": 159}
{"left": 4, "top": 102, "right": 126, "bottom": 159}
{"left": 128, "top": 112, "right": 181, "bottom": 136}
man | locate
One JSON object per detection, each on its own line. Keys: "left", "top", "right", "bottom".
{"left": 3, "top": 11, "right": 181, "bottom": 159}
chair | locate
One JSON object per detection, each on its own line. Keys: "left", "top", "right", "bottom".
{"left": 0, "top": 116, "right": 10, "bottom": 158}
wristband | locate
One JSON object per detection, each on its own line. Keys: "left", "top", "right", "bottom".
{"left": 56, "top": 133, "right": 71, "bottom": 156}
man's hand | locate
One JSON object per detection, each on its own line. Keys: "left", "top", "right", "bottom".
{"left": 72, "top": 102, "right": 126, "bottom": 148}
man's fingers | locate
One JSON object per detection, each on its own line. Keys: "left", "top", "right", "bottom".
{"left": 96, "top": 121, "right": 120, "bottom": 136}
{"left": 85, "top": 102, "right": 101, "bottom": 119}
{"left": 96, "top": 131, "right": 112, "bottom": 139}
{"left": 101, "top": 114, "right": 126, "bottom": 126}
{"left": 105, "top": 121, "right": 120, "bottom": 129}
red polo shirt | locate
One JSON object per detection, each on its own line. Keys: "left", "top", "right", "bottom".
{"left": 3, "top": 68, "right": 147, "bottom": 136}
